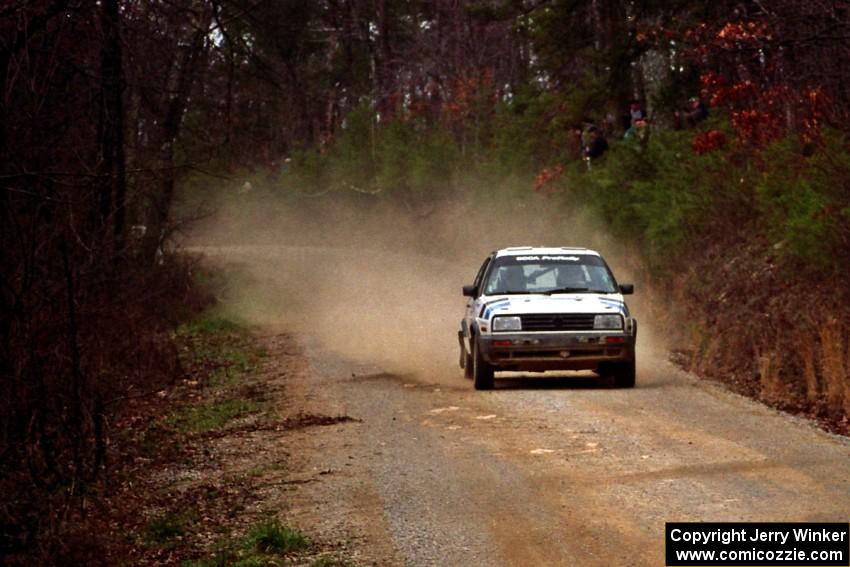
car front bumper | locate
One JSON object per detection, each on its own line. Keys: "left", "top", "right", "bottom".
{"left": 479, "top": 331, "right": 634, "bottom": 371}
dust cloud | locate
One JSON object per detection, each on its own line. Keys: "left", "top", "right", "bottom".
{"left": 188, "top": 187, "right": 666, "bottom": 381}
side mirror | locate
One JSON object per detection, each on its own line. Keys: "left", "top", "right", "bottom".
{"left": 462, "top": 284, "right": 477, "bottom": 297}
{"left": 619, "top": 283, "right": 634, "bottom": 295}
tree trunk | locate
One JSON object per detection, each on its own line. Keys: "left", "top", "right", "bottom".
{"left": 143, "top": 19, "right": 210, "bottom": 262}
{"left": 97, "top": 0, "right": 127, "bottom": 256}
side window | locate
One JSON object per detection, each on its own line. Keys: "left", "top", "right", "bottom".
{"left": 472, "top": 257, "right": 491, "bottom": 295}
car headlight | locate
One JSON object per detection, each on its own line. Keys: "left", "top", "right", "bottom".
{"left": 593, "top": 314, "right": 623, "bottom": 330}
{"left": 492, "top": 316, "right": 522, "bottom": 332}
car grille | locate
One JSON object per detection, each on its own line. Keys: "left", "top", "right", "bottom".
{"left": 519, "top": 313, "right": 596, "bottom": 331}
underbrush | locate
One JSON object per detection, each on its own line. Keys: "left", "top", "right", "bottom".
{"left": 64, "top": 309, "right": 265, "bottom": 563}
{"left": 669, "top": 236, "right": 850, "bottom": 433}
{"left": 180, "top": 518, "right": 310, "bottom": 566}
{"left": 180, "top": 516, "right": 348, "bottom": 567}
{"left": 0, "top": 265, "right": 268, "bottom": 566}
{"left": 0, "top": 252, "right": 209, "bottom": 564}
{"left": 164, "top": 398, "right": 261, "bottom": 434}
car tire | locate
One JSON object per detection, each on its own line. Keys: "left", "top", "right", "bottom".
{"left": 612, "top": 360, "right": 636, "bottom": 388}
{"left": 472, "top": 339, "right": 494, "bottom": 390}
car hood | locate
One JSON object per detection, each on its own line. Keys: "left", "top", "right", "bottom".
{"left": 478, "top": 293, "right": 626, "bottom": 319}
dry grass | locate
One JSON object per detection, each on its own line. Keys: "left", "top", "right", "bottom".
{"left": 692, "top": 334, "right": 721, "bottom": 376}
{"left": 800, "top": 339, "right": 819, "bottom": 404}
{"left": 757, "top": 346, "right": 786, "bottom": 402}
{"left": 819, "top": 319, "right": 846, "bottom": 415}
{"left": 846, "top": 334, "right": 850, "bottom": 416}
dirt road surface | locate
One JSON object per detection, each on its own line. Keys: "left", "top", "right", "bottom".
{"left": 202, "top": 245, "right": 850, "bottom": 566}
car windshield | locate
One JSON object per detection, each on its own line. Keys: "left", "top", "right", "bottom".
{"left": 482, "top": 254, "right": 618, "bottom": 295}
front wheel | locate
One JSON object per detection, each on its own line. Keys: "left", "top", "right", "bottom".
{"left": 472, "top": 339, "right": 494, "bottom": 390}
{"left": 612, "top": 360, "right": 636, "bottom": 388}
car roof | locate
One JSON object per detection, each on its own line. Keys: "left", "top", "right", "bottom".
{"left": 493, "top": 246, "right": 600, "bottom": 258}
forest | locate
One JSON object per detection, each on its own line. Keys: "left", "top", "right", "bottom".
{"left": 3, "top": 0, "right": 850, "bottom": 562}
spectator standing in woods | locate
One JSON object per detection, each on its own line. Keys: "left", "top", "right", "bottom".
{"left": 687, "top": 97, "right": 709, "bottom": 125}
{"left": 584, "top": 126, "right": 609, "bottom": 159}
{"left": 675, "top": 96, "right": 709, "bottom": 128}
{"left": 603, "top": 112, "right": 618, "bottom": 135}
{"left": 629, "top": 100, "right": 645, "bottom": 125}
{"left": 622, "top": 100, "right": 645, "bottom": 131}
{"left": 624, "top": 118, "right": 649, "bottom": 142}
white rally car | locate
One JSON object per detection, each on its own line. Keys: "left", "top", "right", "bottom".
{"left": 458, "top": 247, "right": 637, "bottom": 390}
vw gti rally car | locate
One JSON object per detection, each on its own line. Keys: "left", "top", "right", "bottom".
{"left": 459, "top": 247, "right": 637, "bottom": 390}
